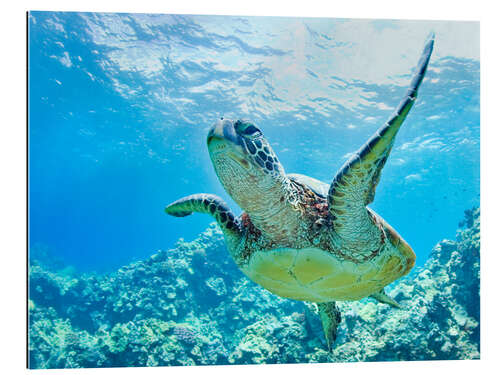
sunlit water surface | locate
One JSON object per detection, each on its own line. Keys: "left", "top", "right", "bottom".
{"left": 28, "top": 12, "right": 479, "bottom": 273}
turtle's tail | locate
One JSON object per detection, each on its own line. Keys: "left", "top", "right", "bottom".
{"left": 165, "top": 194, "right": 242, "bottom": 238}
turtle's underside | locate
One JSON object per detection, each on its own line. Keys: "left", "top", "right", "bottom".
{"left": 165, "top": 34, "right": 435, "bottom": 351}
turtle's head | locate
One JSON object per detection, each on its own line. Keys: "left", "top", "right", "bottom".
{"left": 207, "top": 118, "right": 286, "bottom": 213}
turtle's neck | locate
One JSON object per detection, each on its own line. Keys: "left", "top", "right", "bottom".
{"left": 211, "top": 153, "right": 302, "bottom": 243}
{"left": 240, "top": 177, "right": 302, "bottom": 244}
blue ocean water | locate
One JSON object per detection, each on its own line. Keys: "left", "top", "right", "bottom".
{"left": 28, "top": 12, "right": 479, "bottom": 274}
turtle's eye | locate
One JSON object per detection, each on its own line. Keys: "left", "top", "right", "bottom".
{"left": 234, "top": 120, "right": 262, "bottom": 139}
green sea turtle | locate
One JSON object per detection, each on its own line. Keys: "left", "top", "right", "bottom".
{"left": 165, "top": 34, "right": 434, "bottom": 350}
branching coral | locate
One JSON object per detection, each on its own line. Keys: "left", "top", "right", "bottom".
{"left": 28, "top": 209, "right": 480, "bottom": 368}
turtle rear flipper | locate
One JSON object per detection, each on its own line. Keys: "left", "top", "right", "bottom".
{"left": 370, "top": 288, "right": 401, "bottom": 309}
{"left": 317, "top": 301, "right": 342, "bottom": 352}
{"left": 327, "top": 34, "right": 434, "bottom": 244}
{"left": 165, "top": 194, "right": 242, "bottom": 240}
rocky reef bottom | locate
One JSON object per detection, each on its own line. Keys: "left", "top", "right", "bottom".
{"left": 28, "top": 208, "right": 480, "bottom": 368}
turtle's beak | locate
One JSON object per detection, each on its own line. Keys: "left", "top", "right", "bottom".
{"left": 207, "top": 120, "right": 224, "bottom": 143}
{"left": 207, "top": 118, "right": 242, "bottom": 147}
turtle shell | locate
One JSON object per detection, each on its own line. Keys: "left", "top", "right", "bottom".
{"left": 240, "top": 245, "right": 410, "bottom": 302}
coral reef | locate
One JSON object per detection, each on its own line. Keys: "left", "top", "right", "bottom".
{"left": 28, "top": 208, "right": 480, "bottom": 368}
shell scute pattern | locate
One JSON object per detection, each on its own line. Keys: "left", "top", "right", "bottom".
{"left": 240, "top": 244, "right": 406, "bottom": 302}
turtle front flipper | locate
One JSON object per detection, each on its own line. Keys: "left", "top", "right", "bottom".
{"left": 327, "top": 34, "right": 434, "bottom": 242}
{"left": 317, "top": 301, "right": 342, "bottom": 352}
{"left": 165, "top": 194, "right": 242, "bottom": 241}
